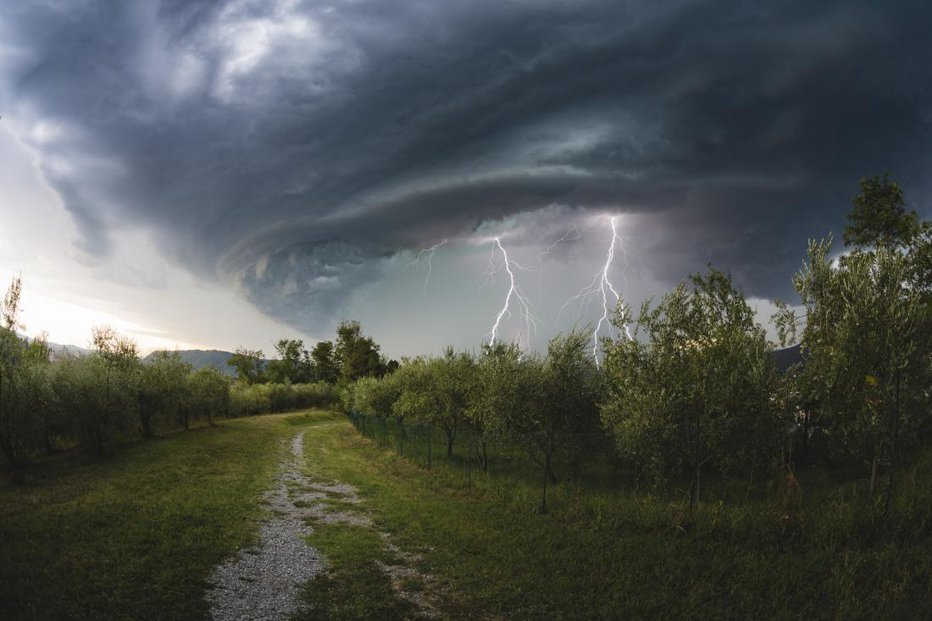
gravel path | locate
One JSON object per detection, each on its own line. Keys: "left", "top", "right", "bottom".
{"left": 205, "top": 425, "right": 444, "bottom": 620}
{"left": 205, "top": 431, "right": 323, "bottom": 621}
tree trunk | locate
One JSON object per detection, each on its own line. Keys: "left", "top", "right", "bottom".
{"left": 539, "top": 438, "right": 553, "bottom": 514}
{"left": 689, "top": 410, "right": 702, "bottom": 515}
{"left": 869, "top": 436, "right": 880, "bottom": 499}
{"left": 445, "top": 429, "right": 454, "bottom": 457}
{"left": 883, "top": 369, "right": 902, "bottom": 518}
{"left": 140, "top": 413, "right": 153, "bottom": 439}
{"left": 399, "top": 420, "right": 405, "bottom": 456}
{"left": 466, "top": 428, "right": 473, "bottom": 485}
{"left": 427, "top": 426, "right": 432, "bottom": 471}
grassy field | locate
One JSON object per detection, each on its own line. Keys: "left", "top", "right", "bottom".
{"left": 1, "top": 410, "right": 930, "bottom": 620}
{"left": 0, "top": 414, "right": 307, "bottom": 620}
{"left": 298, "top": 413, "right": 932, "bottom": 620}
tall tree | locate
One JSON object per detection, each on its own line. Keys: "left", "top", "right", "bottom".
{"left": 601, "top": 267, "right": 779, "bottom": 511}
{"left": 227, "top": 347, "right": 265, "bottom": 384}
{"left": 87, "top": 326, "right": 139, "bottom": 455}
{"left": 844, "top": 174, "right": 920, "bottom": 249}
{"left": 782, "top": 179, "right": 930, "bottom": 502}
{"left": 267, "top": 339, "right": 307, "bottom": 383}
{"left": 335, "top": 320, "right": 385, "bottom": 382}
{"left": 310, "top": 340, "right": 339, "bottom": 384}
{"left": 0, "top": 277, "right": 28, "bottom": 474}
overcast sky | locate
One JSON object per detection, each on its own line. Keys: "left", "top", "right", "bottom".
{"left": 1, "top": 0, "right": 930, "bottom": 358}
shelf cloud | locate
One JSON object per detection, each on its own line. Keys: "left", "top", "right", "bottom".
{"left": 2, "top": 0, "right": 930, "bottom": 334}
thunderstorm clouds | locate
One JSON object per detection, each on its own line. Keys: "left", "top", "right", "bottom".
{"left": 1, "top": 0, "right": 931, "bottom": 354}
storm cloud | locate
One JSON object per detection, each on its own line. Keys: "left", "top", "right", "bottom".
{"left": 2, "top": 0, "right": 930, "bottom": 334}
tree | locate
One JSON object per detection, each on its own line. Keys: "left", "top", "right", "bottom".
{"left": 785, "top": 228, "right": 929, "bottom": 503}
{"left": 601, "top": 267, "right": 779, "bottom": 511}
{"left": 189, "top": 366, "right": 231, "bottom": 427}
{"left": 335, "top": 320, "right": 385, "bottom": 383}
{"left": 0, "top": 276, "right": 27, "bottom": 473}
{"left": 310, "top": 340, "right": 339, "bottom": 384}
{"left": 267, "top": 339, "right": 309, "bottom": 384}
{"left": 492, "top": 331, "right": 603, "bottom": 512}
{"left": 87, "top": 326, "right": 139, "bottom": 455}
{"left": 844, "top": 174, "right": 920, "bottom": 249}
{"left": 472, "top": 342, "right": 544, "bottom": 480}
{"left": 433, "top": 348, "right": 476, "bottom": 457}
{"left": 137, "top": 350, "right": 191, "bottom": 437}
{"left": 227, "top": 347, "right": 265, "bottom": 384}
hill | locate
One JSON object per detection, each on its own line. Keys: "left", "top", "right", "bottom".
{"left": 773, "top": 343, "right": 802, "bottom": 372}
{"left": 142, "top": 349, "right": 238, "bottom": 376}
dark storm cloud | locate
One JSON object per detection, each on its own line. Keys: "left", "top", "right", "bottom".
{"left": 1, "top": 0, "right": 930, "bottom": 329}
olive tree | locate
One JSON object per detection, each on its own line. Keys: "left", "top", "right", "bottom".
{"left": 601, "top": 267, "right": 779, "bottom": 511}
{"left": 189, "top": 366, "right": 231, "bottom": 427}
{"left": 779, "top": 177, "right": 930, "bottom": 506}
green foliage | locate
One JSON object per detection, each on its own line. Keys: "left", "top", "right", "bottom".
{"left": 310, "top": 340, "right": 339, "bottom": 384}
{"left": 601, "top": 267, "right": 780, "bottom": 500}
{"left": 266, "top": 338, "right": 312, "bottom": 384}
{"left": 335, "top": 320, "right": 387, "bottom": 383}
{"left": 136, "top": 350, "right": 192, "bottom": 436}
{"left": 189, "top": 366, "right": 231, "bottom": 426}
{"left": 844, "top": 174, "right": 920, "bottom": 249}
{"left": 226, "top": 347, "right": 265, "bottom": 384}
{"left": 229, "top": 381, "right": 337, "bottom": 417}
{"left": 790, "top": 230, "right": 930, "bottom": 495}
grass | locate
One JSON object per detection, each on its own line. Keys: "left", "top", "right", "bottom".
{"left": 297, "top": 523, "right": 420, "bottom": 621}
{"left": 298, "top": 413, "right": 932, "bottom": 620}
{"left": 1, "top": 409, "right": 929, "bottom": 619}
{"left": 0, "top": 412, "right": 323, "bottom": 620}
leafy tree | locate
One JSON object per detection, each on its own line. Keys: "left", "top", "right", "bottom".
{"left": 487, "top": 332, "right": 603, "bottom": 512}
{"left": 86, "top": 326, "right": 139, "bottom": 455}
{"left": 783, "top": 216, "right": 930, "bottom": 503}
{"left": 310, "top": 340, "right": 339, "bottom": 384}
{"left": 601, "top": 267, "right": 779, "bottom": 511}
{"left": 433, "top": 348, "right": 476, "bottom": 457}
{"left": 189, "top": 366, "right": 230, "bottom": 427}
{"left": 267, "top": 339, "right": 309, "bottom": 384}
{"left": 335, "top": 320, "right": 385, "bottom": 383}
{"left": 137, "top": 351, "right": 191, "bottom": 437}
{"left": 227, "top": 347, "right": 265, "bottom": 384}
{"left": 0, "top": 276, "right": 27, "bottom": 473}
{"left": 844, "top": 174, "right": 920, "bottom": 249}
{"left": 471, "top": 343, "right": 544, "bottom": 479}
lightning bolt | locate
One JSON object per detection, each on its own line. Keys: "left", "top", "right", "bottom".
{"left": 535, "top": 225, "right": 582, "bottom": 267}
{"left": 486, "top": 237, "right": 538, "bottom": 348}
{"left": 563, "top": 216, "right": 632, "bottom": 366}
{"left": 408, "top": 239, "right": 447, "bottom": 291}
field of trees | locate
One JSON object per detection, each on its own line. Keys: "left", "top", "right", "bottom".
{"left": 0, "top": 175, "right": 930, "bottom": 619}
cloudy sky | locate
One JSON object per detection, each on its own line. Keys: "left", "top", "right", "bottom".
{"left": 1, "top": 0, "right": 930, "bottom": 358}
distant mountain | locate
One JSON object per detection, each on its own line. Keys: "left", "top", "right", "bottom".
{"left": 17, "top": 334, "right": 92, "bottom": 359}
{"left": 143, "top": 349, "right": 239, "bottom": 376}
{"left": 48, "top": 342, "right": 93, "bottom": 358}
{"left": 773, "top": 344, "right": 802, "bottom": 372}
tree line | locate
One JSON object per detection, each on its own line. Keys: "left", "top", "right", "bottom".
{"left": 343, "top": 175, "right": 931, "bottom": 515}
{"left": 0, "top": 307, "right": 402, "bottom": 478}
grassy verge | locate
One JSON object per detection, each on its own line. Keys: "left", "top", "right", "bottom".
{"left": 0, "top": 412, "right": 320, "bottom": 620}
{"left": 299, "top": 413, "right": 932, "bottom": 620}
{"left": 298, "top": 522, "right": 420, "bottom": 620}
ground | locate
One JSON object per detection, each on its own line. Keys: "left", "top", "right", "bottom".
{"left": 0, "top": 409, "right": 929, "bottom": 620}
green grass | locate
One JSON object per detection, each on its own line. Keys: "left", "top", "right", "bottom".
{"left": 297, "top": 523, "right": 421, "bottom": 621}
{"left": 0, "top": 412, "right": 325, "bottom": 620}
{"left": 2, "top": 409, "right": 929, "bottom": 619}
{"left": 298, "top": 415, "right": 932, "bottom": 620}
